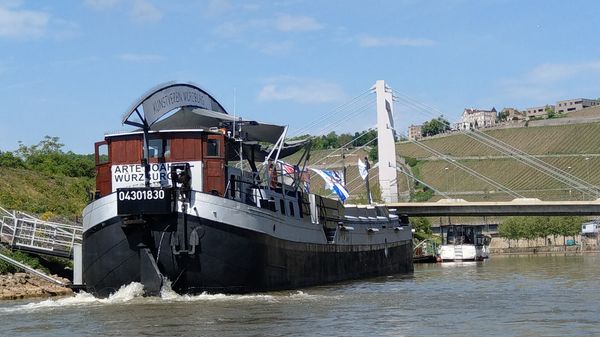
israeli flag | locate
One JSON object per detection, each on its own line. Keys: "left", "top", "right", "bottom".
{"left": 310, "top": 168, "right": 350, "bottom": 201}
{"left": 358, "top": 158, "right": 368, "bottom": 180}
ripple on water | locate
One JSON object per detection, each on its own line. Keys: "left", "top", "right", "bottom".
{"left": 0, "top": 279, "right": 342, "bottom": 315}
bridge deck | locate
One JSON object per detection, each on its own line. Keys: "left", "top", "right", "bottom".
{"left": 386, "top": 199, "right": 600, "bottom": 216}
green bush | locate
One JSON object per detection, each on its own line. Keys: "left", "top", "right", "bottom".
{"left": 404, "top": 156, "right": 418, "bottom": 167}
{"left": 412, "top": 189, "right": 434, "bottom": 202}
{"left": 0, "top": 249, "right": 49, "bottom": 274}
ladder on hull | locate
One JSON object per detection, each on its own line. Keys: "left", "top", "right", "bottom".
{"left": 454, "top": 245, "right": 464, "bottom": 260}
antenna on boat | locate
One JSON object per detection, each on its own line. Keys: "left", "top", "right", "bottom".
{"left": 233, "top": 88, "right": 244, "bottom": 169}
{"left": 135, "top": 107, "right": 152, "bottom": 188}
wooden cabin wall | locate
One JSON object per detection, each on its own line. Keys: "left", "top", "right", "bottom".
{"left": 169, "top": 135, "right": 202, "bottom": 161}
{"left": 94, "top": 132, "right": 227, "bottom": 197}
{"left": 111, "top": 136, "right": 143, "bottom": 164}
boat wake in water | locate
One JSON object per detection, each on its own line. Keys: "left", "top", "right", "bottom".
{"left": 0, "top": 280, "right": 334, "bottom": 314}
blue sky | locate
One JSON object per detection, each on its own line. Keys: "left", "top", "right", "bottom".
{"left": 1, "top": 0, "right": 599, "bottom": 153}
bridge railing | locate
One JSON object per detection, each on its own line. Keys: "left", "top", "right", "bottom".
{"left": 0, "top": 206, "right": 82, "bottom": 258}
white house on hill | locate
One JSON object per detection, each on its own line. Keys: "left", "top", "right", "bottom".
{"left": 457, "top": 107, "right": 497, "bottom": 130}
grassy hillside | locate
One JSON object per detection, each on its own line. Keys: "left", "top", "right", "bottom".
{"left": 397, "top": 122, "right": 600, "bottom": 202}
{"left": 397, "top": 122, "right": 600, "bottom": 158}
{"left": 0, "top": 167, "right": 93, "bottom": 219}
{"left": 283, "top": 122, "right": 600, "bottom": 202}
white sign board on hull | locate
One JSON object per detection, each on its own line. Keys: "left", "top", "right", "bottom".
{"left": 111, "top": 161, "right": 203, "bottom": 192}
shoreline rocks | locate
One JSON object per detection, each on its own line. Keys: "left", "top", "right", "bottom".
{"left": 0, "top": 272, "right": 73, "bottom": 300}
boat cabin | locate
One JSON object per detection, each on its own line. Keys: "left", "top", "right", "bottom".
{"left": 94, "top": 130, "right": 226, "bottom": 197}
{"left": 441, "top": 225, "right": 491, "bottom": 247}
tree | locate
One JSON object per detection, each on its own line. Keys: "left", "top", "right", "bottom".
{"left": 0, "top": 151, "right": 25, "bottom": 168}
{"left": 353, "top": 129, "right": 377, "bottom": 147}
{"left": 500, "top": 216, "right": 584, "bottom": 248}
{"left": 412, "top": 217, "right": 432, "bottom": 234}
{"left": 499, "top": 217, "right": 523, "bottom": 248}
{"left": 545, "top": 105, "right": 556, "bottom": 119}
{"left": 497, "top": 110, "right": 510, "bottom": 122}
{"left": 322, "top": 131, "right": 339, "bottom": 149}
{"left": 338, "top": 133, "right": 353, "bottom": 148}
{"left": 11, "top": 136, "right": 95, "bottom": 178}
{"left": 368, "top": 146, "right": 378, "bottom": 162}
{"left": 16, "top": 136, "right": 64, "bottom": 158}
{"left": 421, "top": 116, "right": 450, "bottom": 137}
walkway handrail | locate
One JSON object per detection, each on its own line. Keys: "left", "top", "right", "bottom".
{"left": 0, "top": 207, "right": 82, "bottom": 258}
{"left": 0, "top": 250, "right": 68, "bottom": 286}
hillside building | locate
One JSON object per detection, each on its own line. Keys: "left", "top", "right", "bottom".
{"left": 500, "top": 107, "right": 526, "bottom": 122}
{"left": 407, "top": 124, "right": 422, "bottom": 140}
{"left": 526, "top": 105, "right": 555, "bottom": 120}
{"left": 457, "top": 107, "right": 497, "bottom": 130}
{"left": 556, "top": 98, "right": 600, "bottom": 113}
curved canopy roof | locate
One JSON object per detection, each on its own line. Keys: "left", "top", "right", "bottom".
{"left": 122, "top": 81, "right": 228, "bottom": 127}
{"left": 122, "top": 81, "right": 286, "bottom": 144}
{"left": 151, "top": 107, "right": 286, "bottom": 144}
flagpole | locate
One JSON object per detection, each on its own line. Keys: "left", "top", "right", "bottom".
{"left": 364, "top": 157, "right": 372, "bottom": 204}
{"left": 342, "top": 147, "right": 347, "bottom": 187}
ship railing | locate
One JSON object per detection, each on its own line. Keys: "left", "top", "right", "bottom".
{"left": 413, "top": 238, "right": 438, "bottom": 257}
{"left": 224, "top": 166, "right": 298, "bottom": 205}
{"left": 0, "top": 206, "right": 82, "bottom": 258}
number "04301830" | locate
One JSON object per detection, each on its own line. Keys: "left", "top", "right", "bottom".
{"left": 118, "top": 189, "right": 165, "bottom": 201}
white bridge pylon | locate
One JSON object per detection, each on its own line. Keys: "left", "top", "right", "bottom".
{"left": 373, "top": 80, "right": 398, "bottom": 203}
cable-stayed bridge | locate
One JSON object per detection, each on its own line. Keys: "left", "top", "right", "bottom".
{"left": 301, "top": 80, "right": 600, "bottom": 216}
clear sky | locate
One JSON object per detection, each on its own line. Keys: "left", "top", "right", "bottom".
{"left": 1, "top": 0, "right": 599, "bottom": 154}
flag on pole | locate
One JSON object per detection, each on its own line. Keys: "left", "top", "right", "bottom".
{"left": 276, "top": 160, "right": 296, "bottom": 175}
{"left": 358, "top": 158, "right": 368, "bottom": 180}
{"left": 310, "top": 168, "right": 350, "bottom": 201}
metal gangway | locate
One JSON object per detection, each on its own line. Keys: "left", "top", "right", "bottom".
{"left": 0, "top": 206, "right": 82, "bottom": 258}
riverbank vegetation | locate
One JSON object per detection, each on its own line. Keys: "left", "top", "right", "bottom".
{"left": 498, "top": 216, "right": 584, "bottom": 247}
{"left": 0, "top": 136, "right": 94, "bottom": 219}
{"left": 0, "top": 247, "right": 48, "bottom": 274}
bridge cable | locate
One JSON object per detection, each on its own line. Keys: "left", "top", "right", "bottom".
{"left": 391, "top": 89, "right": 598, "bottom": 198}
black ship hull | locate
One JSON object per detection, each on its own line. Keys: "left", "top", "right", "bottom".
{"left": 83, "top": 212, "right": 413, "bottom": 297}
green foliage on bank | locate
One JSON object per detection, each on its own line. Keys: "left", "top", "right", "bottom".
{"left": 0, "top": 136, "right": 94, "bottom": 219}
{"left": 1, "top": 136, "right": 95, "bottom": 178}
{"left": 498, "top": 216, "right": 584, "bottom": 246}
{"left": 291, "top": 129, "right": 380, "bottom": 162}
{"left": 0, "top": 248, "right": 49, "bottom": 274}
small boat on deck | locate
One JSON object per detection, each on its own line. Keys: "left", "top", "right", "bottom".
{"left": 81, "top": 81, "right": 414, "bottom": 297}
{"left": 437, "top": 224, "right": 491, "bottom": 262}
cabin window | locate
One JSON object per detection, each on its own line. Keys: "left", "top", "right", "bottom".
{"left": 206, "top": 139, "right": 220, "bottom": 157}
{"left": 229, "top": 174, "right": 236, "bottom": 199}
{"left": 289, "top": 201, "right": 295, "bottom": 217}
{"left": 164, "top": 139, "right": 171, "bottom": 158}
{"left": 280, "top": 199, "right": 286, "bottom": 215}
{"left": 97, "top": 143, "right": 109, "bottom": 165}
{"left": 146, "top": 139, "right": 163, "bottom": 158}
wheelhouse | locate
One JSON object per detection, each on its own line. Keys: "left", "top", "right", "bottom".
{"left": 440, "top": 225, "right": 490, "bottom": 247}
{"left": 94, "top": 130, "right": 226, "bottom": 198}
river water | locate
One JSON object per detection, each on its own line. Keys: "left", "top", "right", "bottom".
{"left": 1, "top": 254, "right": 599, "bottom": 337}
